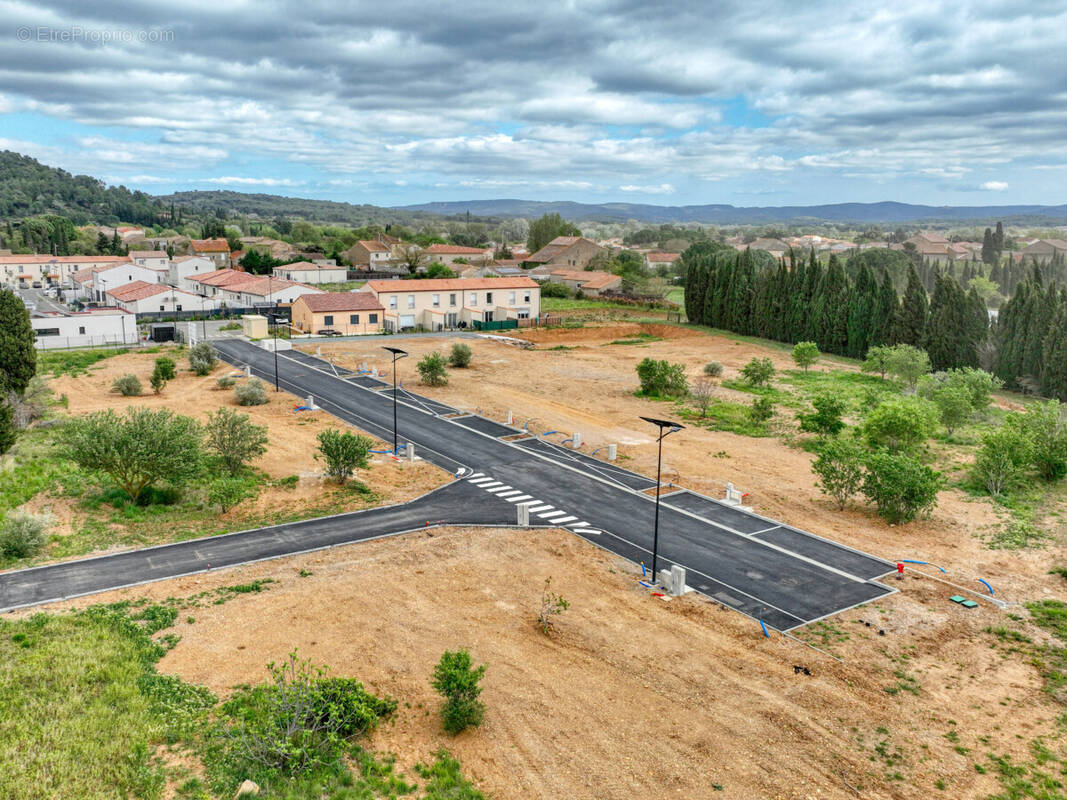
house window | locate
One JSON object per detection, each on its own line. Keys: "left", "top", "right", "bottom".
{"left": 349, "top": 314, "right": 359, "bottom": 324}
{"left": 324, "top": 315, "right": 334, "bottom": 326}
{"left": 176, "top": 304, "right": 182, "bottom": 312}
{"left": 369, "top": 313, "right": 378, "bottom": 323}
{"left": 407, "top": 294, "right": 415, "bottom": 309}
{"left": 524, "top": 291, "right": 531, "bottom": 303}
{"left": 508, "top": 292, "right": 515, "bottom": 305}
{"left": 35, "top": 328, "right": 60, "bottom": 337}
{"left": 78, "top": 326, "right": 86, "bottom": 335}
{"left": 517, "top": 310, "right": 530, "bottom": 319}
{"left": 159, "top": 305, "right": 165, "bottom": 311}
{"left": 469, "top": 292, "right": 477, "bottom": 306}
{"left": 449, "top": 293, "right": 456, "bottom": 306}
{"left": 486, "top": 292, "right": 493, "bottom": 304}
{"left": 389, "top": 296, "right": 397, "bottom": 308}
{"left": 432, "top": 294, "right": 440, "bottom": 307}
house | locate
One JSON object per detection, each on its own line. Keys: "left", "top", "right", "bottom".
{"left": 292, "top": 252, "right": 338, "bottom": 267}
{"left": 184, "top": 268, "right": 257, "bottom": 296}
{"left": 903, "top": 232, "right": 954, "bottom": 262}
{"left": 90, "top": 263, "right": 168, "bottom": 303}
{"left": 420, "top": 244, "right": 493, "bottom": 267}
{"left": 645, "top": 252, "right": 681, "bottom": 271}
{"left": 106, "top": 281, "right": 218, "bottom": 314}
{"left": 128, "top": 250, "right": 170, "bottom": 270}
{"left": 97, "top": 226, "right": 145, "bottom": 242}
{"left": 360, "top": 277, "right": 540, "bottom": 331}
{"left": 524, "top": 236, "right": 604, "bottom": 269}
{"left": 186, "top": 269, "right": 322, "bottom": 307}
{"left": 169, "top": 256, "right": 218, "bottom": 288}
{"left": 0, "top": 254, "right": 132, "bottom": 288}
{"left": 345, "top": 239, "right": 395, "bottom": 270}
{"left": 291, "top": 292, "right": 384, "bottom": 336}
{"left": 189, "top": 238, "right": 231, "bottom": 268}
{"left": 744, "top": 238, "right": 790, "bottom": 258}
{"left": 1022, "top": 239, "right": 1067, "bottom": 261}
{"left": 546, "top": 269, "right": 622, "bottom": 297}
{"left": 31, "top": 307, "right": 137, "bottom": 349}
{"left": 271, "top": 261, "right": 349, "bottom": 285}
{"left": 240, "top": 237, "right": 299, "bottom": 260}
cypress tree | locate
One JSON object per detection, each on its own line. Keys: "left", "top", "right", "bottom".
{"left": 0, "top": 289, "right": 37, "bottom": 395}
{"left": 846, "top": 264, "right": 877, "bottom": 358}
{"left": 1040, "top": 291, "right": 1067, "bottom": 401}
{"left": 816, "top": 254, "right": 849, "bottom": 355}
{"left": 982, "top": 228, "right": 997, "bottom": 265}
{"left": 785, "top": 253, "right": 807, "bottom": 343}
{"left": 871, "top": 269, "right": 899, "bottom": 347}
{"left": 802, "top": 252, "right": 823, "bottom": 342}
{"left": 683, "top": 246, "right": 709, "bottom": 323}
{"left": 926, "top": 274, "right": 978, "bottom": 370}
{"left": 895, "top": 264, "right": 928, "bottom": 347}
{"left": 994, "top": 221, "right": 1005, "bottom": 255}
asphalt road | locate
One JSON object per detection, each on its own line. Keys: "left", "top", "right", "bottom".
{"left": 210, "top": 340, "right": 895, "bottom": 631}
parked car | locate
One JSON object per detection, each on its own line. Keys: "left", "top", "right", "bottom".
{"left": 316, "top": 328, "right": 342, "bottom": 337}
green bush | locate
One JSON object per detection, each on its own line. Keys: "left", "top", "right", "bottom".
{"left": 0, "top": 510, "right": 51, "bottom": 558}
{"left": 188, "top": 342, "right": 218, "bottom": 376}
{"left": 748, "top": 396, "right": 774, "bottom": 424}
{"left": 204, "top": 407, "right": 268, "bottom": 475}
{"left": 862, "top": 451, "right": 943, "bottom": 524}
{"left": 432, "top": 650, "right": 487, "bottom": 735}
{"left": 1007, "top": 399, "right": 1067, "bottom": 482}
{"left": 215, "top": 375, "right": 235, "bottom": 390}
{"left": 0, "top": 402, "right": 15, "bottom": 455}
{"left": 635, "top": 357, "right": 688, "bottom": 397}
{"left": 449, "top": 343, "right": 472, "bottom": 368}
{"left": 234, "top": 378, "right": 268, "bottom": 406}
{"left": 791, "top": 341, "right": 820, "bottom": 371}
{"left": 862, "top": 396, "right": 938, "bottom": 453}
{"left": 740, "top": 357, "right": 775, "bottom": 387}
{"left": 972, "top": 426, "right": 1029, "bottom": 498}
{"left": 540, "top": 281, "right": 572, "bottom": 298}
{"left": 415, "top": 751, "right": 487, "bottom": 800}
{"left": 811, "top": 438, "right": 865, "bottom": 509}
{"left": 153, "top": 357, "right": 176, "bottom": 382}
{"left": 797, "top": 393, "right": 846, "bottom": 436}
{"left": 417, "top": 352, "right": 450, "bottom": 386}
{"left": 703, "top": 361, "right": 723, "bottom": 377}
{"left": 112, "top": 374, "right": 142, "bottom": 396}
{"left": 315, "top": 428, "right": 372, "bottom": 484}
{"left": 208, "top": 477, "right": 254, "bottom": 513}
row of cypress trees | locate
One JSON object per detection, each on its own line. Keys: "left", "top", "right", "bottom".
{"left": 682, "top": 244, "right": 989, "bottom": 370}
{"left": 995, "top": 269, "right": 1067, "bottom": 400}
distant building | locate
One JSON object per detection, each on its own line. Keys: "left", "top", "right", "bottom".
{"left": 272, "top": 261, "right": 349, "bottom": 285}
{"left": 421, "top": 244, "right": 493, "bottom": 266}
{"left": 645, "top": 252, "right": 681, "bottom": 270}
{"left": 189, "top": 238, "right": 231, "bottom": 267}
{"left": 1022, "top": 239, "right": 1067, "bottom": 261}
{"left": 545, "top": 269, "right": 621, "bottom": 297}
{"left": 524, "top": 236, "right": 605, "bottom": 269}
{"left": 345, "top": 239, "right": 394, "bottom": 270}
{"left": 128, "top": 250, "right": 171, "bottom": 270}
{"left": 240, "top": 237, "right": 299, "bottom": 260}
{"left": 360, "top": 277, "right": 540, "bottom": 331}
{"left": 0, "top": 254, "right": 131, "bottom": 288}
{"left": 744, "top": 238, "right": 790, "bottom": 259}
{"left": 291, "top": 292, "right": 384, "bottom": 336}
{"left": 31, "top": 307, "right": 137, "bottom": 348}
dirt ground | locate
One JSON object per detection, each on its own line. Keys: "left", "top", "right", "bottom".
{"left": 27, "top": 348, "right": 446, "bottom": 553}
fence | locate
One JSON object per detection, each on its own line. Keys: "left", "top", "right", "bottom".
{"left": 517, "top": 314, "right": 562, "bottom": 328}
{"left": 472, "top": 319, "right": 519, "bottom": 331}
{"left": 134, "top": 307, "right": 261, "bottom": 323}
{"left": 34, "top": 334, "right": 147, "bottom": 351}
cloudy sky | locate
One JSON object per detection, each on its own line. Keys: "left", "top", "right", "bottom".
{"left": 1, "top": 0, "right": 1065, "bottom": 207}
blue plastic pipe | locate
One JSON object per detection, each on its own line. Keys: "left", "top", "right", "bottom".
{"left": 759, "top": 620, "right": 770, "bottom": 638}
{"left": 977, "top": 578, "right": 995, "bottom": 595}
{"left": 900, "top": 559, "right": 947, "bottom": 574}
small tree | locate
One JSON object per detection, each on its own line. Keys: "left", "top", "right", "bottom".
{"left": 797, "top": 394, "right": 847, "bottom": 436}
{"left": 861, "top": 345, "right": 894, "bottom": 380}
{"left": 740, "top": 357, "right": 775, "bottom": 387}
{"left": 62, "top": 408, "right": 202, "bottom": 503}
{"left": 204, "top": 407, "right": 269, "bottom": 475}
{"left": 153, "top": 356, "right": 176, "bottom": 382}
{"left": 749, "top": 396, "right": 774, "bottom": 424}
{"left": 417, "top": 352, "right": 449, "bottom": 386}
{"left": 0, "top": 510, "right": 51, "bottom": 558}
{"left": 112, "top": 374, "right": 143, "bottom": 396}
{"left": 635, "top": 358, "right": 688, "bottom": 397}
{"left": 189, "top": 342, "right": 218, "bottom": 376}
{"left": 315, "top": 428, "right": 372, "bottom": 484}
{"left": 811, "top": 438, "right": 865, "bottom": 509}
{"left": 235, "top": 378, "right": 269, "bottom": 406}
{"left": 448, "top": 343, "right": 472, "bottom": 368}
{"left": 703, "top": 361, "right": 723, "bottom": 377}
{"left": 1010, "top": 400, "right": 1067, "bottom": 482}
{"left": 208, "top": 477, "right": 253, "bottom": 513}
{"left": 972, "top": 426, "right": 1029, "bottom": 498}
{"left": 537, "top": 577, "right": 570, "bottom": 634}
{"left": 862, "top": 451, "right": 943, "bottom": 524}
{"left": 791, "top": 341, "right": 820, "bottom": 371}
{"left": 885, "top": 344, "right": 931, "bottom": 391}
{"left": 431, "top": 650, "right": 487, "bottom": 735}
{"left": 929, "top": 384, "right": 973, "bottom": 435}
{"left": 862, "top": 397, "right": 938, "bottom": 454}
{"left": 0, "top": 288, "right": 37, "bottom": 395}
{"left": 689, "top": 377, "right": 716, "bottom": 418}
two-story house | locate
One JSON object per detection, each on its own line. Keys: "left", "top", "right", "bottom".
{"left": 359, "top": 277, "right": 539, "bottom": 331}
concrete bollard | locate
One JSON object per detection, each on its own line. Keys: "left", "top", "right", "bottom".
{"left": 669, "top": 564, "right": 686, "bottom": 596}
{"left": 517, "top": 502, "right": 530, "bottom": 526}
{"left": 305, "top": 395, "right": 316, "bottom": 410}
{"left": 316, "top": 346, "right": 322, "bottom": 357}
{"left": 244, "top": 365, "right": 252, "bottom": 377}
{"left": 406, "top": 442, "right": 416, "bottom": 462}
{"left": 607, "top": 443, "right": 617, "bottom": 461}
{"left": 360, "top": 361, "right": 367, "bottom": 372}
{"left": 572, "top": 432, "right": 582, "bottom": 448}
{"left": 507, "top": 409, "right": 514, "bottom": 425}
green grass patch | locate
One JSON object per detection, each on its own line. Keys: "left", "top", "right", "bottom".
{"left": 606, "top": 332, "right": 664, "bottom": 346}
{"left": 674, "top": 399, "right": 773, "bottom": 438}
{"left": 415, "top": 750, "right": 487, "bottom": 800}
{"left": 37, "top": 347, "right": 129, "bottom": 377}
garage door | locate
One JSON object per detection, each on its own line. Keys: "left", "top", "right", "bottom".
{"left": 399, "top": 315, "right": 416, "bottom": 328}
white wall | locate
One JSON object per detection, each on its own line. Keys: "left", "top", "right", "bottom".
{"left": 272, "top": 267, "right": 348, "bottom": 284}
{"left": 172, "top": 257, "right": 218, "bottom": 288}
{"left": 91, "top": 264, "right": 167, "bottom": 301}
{"left": 32, "top": 312, "right": 138, "bottom": 349}
{"left": 116, "top": 291, "right": 218, "bottom": 314}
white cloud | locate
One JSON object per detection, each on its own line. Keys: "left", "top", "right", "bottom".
{"left": 620, "top": 183, "right": 675, "bottom": 194}
{"left": 202, "top": 176, "right": 304, "bottom": 186}
{"left": 980, "top": 180, "right": 1009, "bottom": 191}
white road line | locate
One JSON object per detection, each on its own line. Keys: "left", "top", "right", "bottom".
{"left": 505, "top": 494, "right": 533, "bottom": 503}
{"left": 467, "top": 472, "right": 484, "bottom": 480}
{"left": 479, "top": 481, "right": 503, "bottom": 489}
{"left": 495, "top": 490, "right": 522, "bottom": 498}
{"left": 550, "top": 515, "right": 579, "bottom": 524}
{"left": 486, "top": 485, "right": 514, "bottom": 494}
{"left": 539, "top": 510, "right": 570, "bottom": 519}
{"left": 528, "top": 504, "right": 553, "bottom": 513}
{"left": 568, "top": 521, "right": 590, "bottom": 528}
{"left": 468, "top": 476, "right": 494, "bottom": 484}
{"left": 573, "top": 528, "right": 601, "bottom": 535}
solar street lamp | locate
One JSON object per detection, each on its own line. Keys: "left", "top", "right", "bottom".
{"left": 268, "top": 272, "right": 279, "bottom": 391}
{"left": 383, "top": 346, "right": 409, "bottom": 454}
{"left": 640, "top": 416, "right": 684, "bottom": 580}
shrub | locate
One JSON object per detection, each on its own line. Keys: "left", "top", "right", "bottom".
{"left": 703, "top": 361, "right": 724, "bottom": 377}
{"left": 153, "top": 357, "right": 176, "bottom": 382}
{"left": 797, "top": 393, "right": 847, "bottom": 436}
{"left": 315, "top": 428, "right": 372, "bottom": 484}
{"left": 537, "top": 577, "right": 570, "bottom": 634}
{"left": 540, "top": 281, "right": 572, "bottom": 298}
{"left": 748, "top": 396, "right": 774, "bottom": 424}
{"left": 216, "top": 375, "right": 235, "bottom": 390}
{"left": 862, "top": 396, "right": 938, "bottom": 453}
{"left": 0, "top": 510, "right": 51, "bottom": 558}
{"left": 188, "top": 342, "right": 217, "bottom": 376}
{"left": 971, "top": 426, "right": 1029, "bottom": 498}
{"left": 448, "top": 343, "right": 472, "bottom": 368}
{"left": 204, "top": 407, "right": 269, "bottom": 475}
{"left": 791, "top": 341, "right": 820, "bottom": 371}
{"left": 929, "top": 383, "right": 972, "bottom": 434}
{"left": 417, "top": 352, "right": 449, "bottom": 386}
{"left": 432, "top": 650, "right": 487, "bottom": 735}
{"left": 689, "top": 377, "right": 716, "bottom": 418}
{"left": 112, "top": 374, "right": 142, "bottom": 396}
{"left": 1007, "top": 399, "right": 1067, "bottom": 482}
{"left": 234, "top": 378, "right": 269, "bottom": 406}
{"left": 862, "top": 451, "right": 943, "bottom": 524}
{"left": 740, "top": 357, "right": 775, "bottom": 387}
{"left": 635, "top": 357, "right": 688, "bottom": 397}
{"left": 884, "top": 344, "right": 931, "bottom": 390}
{"left": 811, "top": 438, "right": 865, "bottom": 509}
{"left": 208, "top": 477, "right": 254, "bottom": 513}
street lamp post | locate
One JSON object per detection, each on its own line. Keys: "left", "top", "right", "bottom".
{"left": 640, "top": 416, "right": 684, "bottom": 580}
{"left": 268, "top": 272, "right": 279, "bottom": 391}
{"left": 382, "top": 347, "right": 409, "bottom": 454}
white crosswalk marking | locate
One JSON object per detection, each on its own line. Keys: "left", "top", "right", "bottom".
{"left": 550, "top": 515, "right": 578, "bottom": 524}
{"left": 568, "top": 521, "right": 589, "bottom": 528}
{"left": 486, "top": 485, "right": 513, "bottom": 493}
{"left": 467, "top": 472, "right": 484, "bottom": 480}
{"left": 479, "top": 481, "right": 503, "bottom": 489}
{"left": 468, "top": 477, "right": 495, "bottom": 485}
{"left": 506, "top": 494, "right": 533, "bottom": 503}
{"left": 495, "top": 490, "right": 522, "bottom": 498}
{"left": 539, "top": 510, "right": 569, "bottom": 519}
{"left": 528, "top": 504, "right": 553, "bottom": 513}
{"left": 573, "top": 528, "right": 601, "bottom": 535}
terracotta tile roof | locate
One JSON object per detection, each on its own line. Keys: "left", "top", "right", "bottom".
{"left": 190, "top": 238, "right": 230, "bottom": 253}
{"left": 364, "top": 277, "right": 538, "bottom": 293}
{"left": 107, "top": 281, "right": 170, "bottom": 302}
{"left": 296, "top": 292, "right": 384, "bottom": 312}
{"left": 550, "top": 270, "right": 620, "bottom": 290}
{"left": 357, "top": 239, "right": 391, "bottom": 252}
{"left": 424, "top": 244, "right": 489, "bottom": 255}
{"left": 525, "top": 236, "right": 596, "bottom": 263}
{"left": 275, "top": 261, "right": 346, "bottom": 271}
{"left": 214, "top": 275, "right": 319, "bottom": 298}
{"left": 646, "top": 252, "right": 681, "bottom": 262}
{"left": 189, "top": 269, "right": 256, "bottom": 288}
{"left": 548, "top": 236, "right": 581, "bottom": 246}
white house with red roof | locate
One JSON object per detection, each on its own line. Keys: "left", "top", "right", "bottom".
{"left": 359, "top": 277, "right": 539, "bottom": 331}
{"left": 0, "top": 254, "right": 132, "bottom": 288}
{"left": 106, "top": 281, "right": 218, "bottom": 314}
{"left": 189, "top": 238, "right": 231, "bottom": 268}
{"left": 31, "top": 307, "right": 138, "bottom": 349}
{"left": 185, "top": 269, "right": 322, "bottom": 307}
{"left": 89, "top": 262, "right": 169, "bottom": 303}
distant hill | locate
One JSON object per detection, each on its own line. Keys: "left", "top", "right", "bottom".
{"left": 157, "top": 190, "right": 434, "bottom": 226}
{"left": 396, "top": 198, "right": 1067, "bottom": 225}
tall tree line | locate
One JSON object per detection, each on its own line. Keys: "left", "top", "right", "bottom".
{"left": 995, "top": 268, "right": 1067, "bottom": 400}
{"left": 682, "top": 245, "right": 988, "bottom": 367}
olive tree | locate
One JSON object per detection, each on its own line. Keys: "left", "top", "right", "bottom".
{"left": 204, "top": 407, "right": 269, "bottom": 475}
